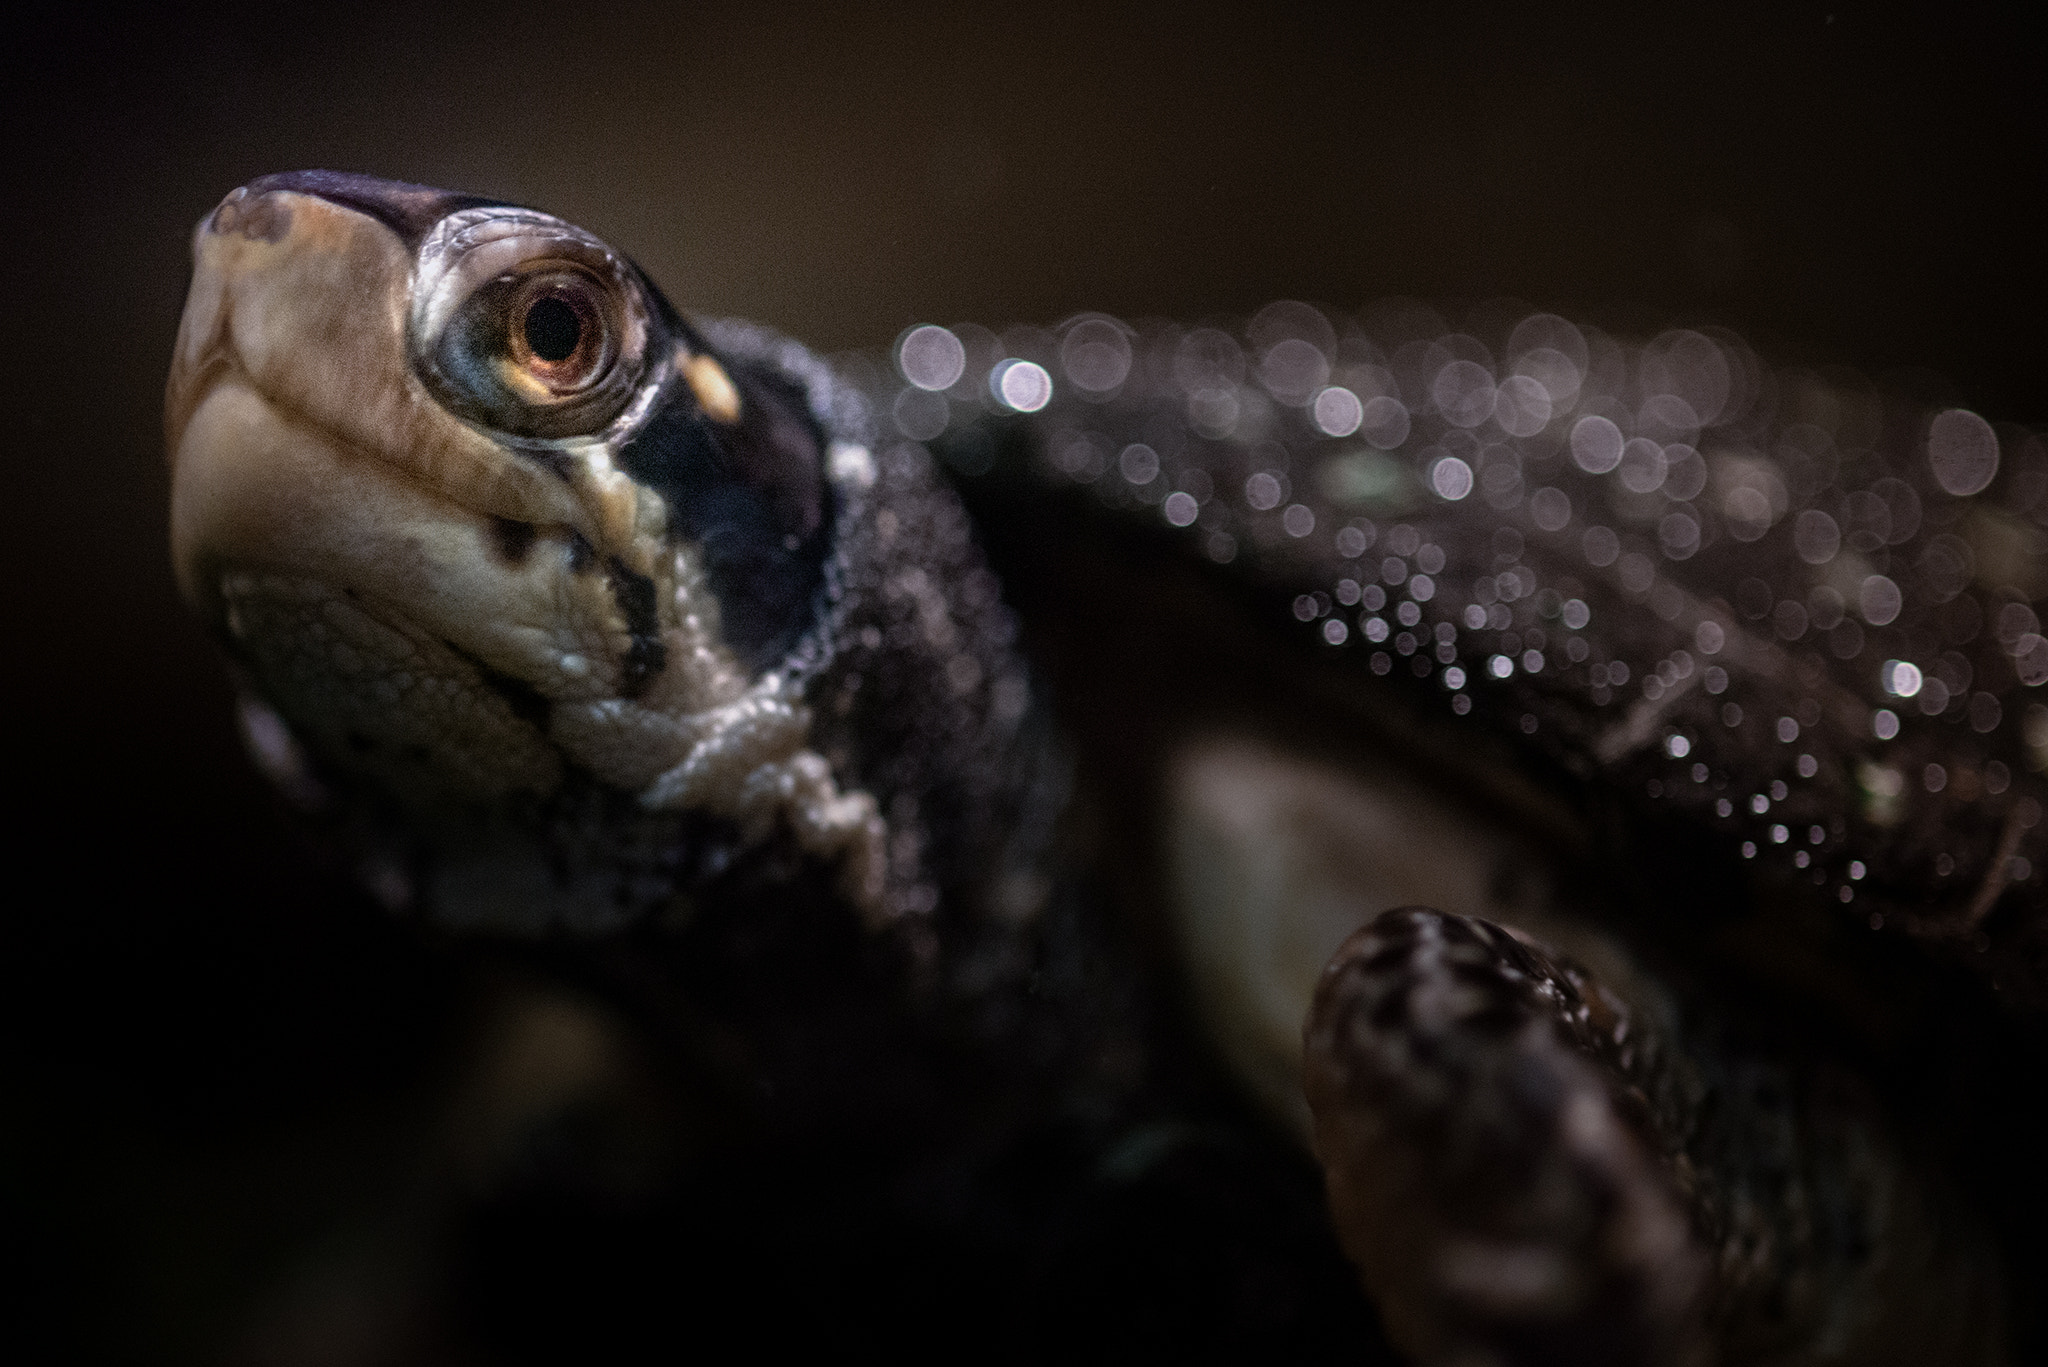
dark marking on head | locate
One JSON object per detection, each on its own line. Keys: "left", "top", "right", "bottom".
{"left": 239, "top": 170, "right": 510, "bottom": 249}
{"left": 607, "top": 557, "right": 667, "bottom": 696}
{"left": 489, "top": 517, "right": 537, "bottom": 566}
{"left": 616, "top": 281, "right": 831, "bottom": 671}
{"left": 565, "top": 530, "right": 597, "bottom": 574}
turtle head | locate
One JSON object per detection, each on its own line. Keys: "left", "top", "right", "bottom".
{"left": 166, "top": 172, "right": 887, "bottom": 927}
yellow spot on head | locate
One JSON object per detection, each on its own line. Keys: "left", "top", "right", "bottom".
{"left": 680, "top": 352, "right": 741, "bottom": 425}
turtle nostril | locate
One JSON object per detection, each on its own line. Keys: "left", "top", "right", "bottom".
{"left": 209, "top": 187, "right": 292, "bottom": 242}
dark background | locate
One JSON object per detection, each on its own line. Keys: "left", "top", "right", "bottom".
{"left": 6, "top": 2, "right": 2045, "bottom": 1360}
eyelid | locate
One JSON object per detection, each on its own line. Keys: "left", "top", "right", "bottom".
{"left": 409, "top": 207, "right": 651, "bottom": 440}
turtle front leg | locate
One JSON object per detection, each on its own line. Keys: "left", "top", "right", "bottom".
{"left": 1303, "top": 907, "right": 1714, "bottom": 1367}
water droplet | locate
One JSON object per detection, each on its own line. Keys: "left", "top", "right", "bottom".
{"left": 1493, "top": 374, "right": 1553, "bottom": 437}
{"left": 1928, "top": 408, "right": 2000, "bottom": 495}
{"left": 1433, "top": 360, "right": 1498, "bottom": 428}
{"left": 993, "top": 359, "right": 1053, "bottom": 411}
{"left": 898, "top": 325, "right": 966, "bottom": 391}
{"left": 2014, "top": 634, "right": 2048, "bottom": 686}
{"left": 1571, "top": 415, "right": 1624, "bottom": 474}
{"left": 1059, "top": 316, "right": 1133, "bottom": 393}
{"left": 1529, "top": 486, "right": 1572, "bottom": 532}
{"left": 1358, "top": 395, "right": 1411, "bottom": 449}
{"left": 1659, "top": 511, "right": 1701, "bottom": 559}
{"left": 1313, "top": 385, "right": 1364, "bottom": 436}
{"left": 892, "top": 387, "right": 950, "bottom": 441}
{"left": 1430, "top": 455, "right": 1475, "bottom": 501}
{"left": 1859, "top": 575, "right": 1903, "bottom": 626}
{"left": 1261, "top": 337, "right": 1333, "bottom": 405}
{"left": 1162, "top": 491, "right": 1199, "bottom": 527}
{"left": 1619, "top": 438, "right": 1668, "bottom": 494}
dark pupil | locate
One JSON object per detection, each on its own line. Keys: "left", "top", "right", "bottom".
{"left": 524, "top": 296, "right": 583, "bottom": 363}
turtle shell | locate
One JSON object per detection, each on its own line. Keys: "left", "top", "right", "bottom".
{"left": 846, "top": 304, "right": 2048, "bottom": 1011}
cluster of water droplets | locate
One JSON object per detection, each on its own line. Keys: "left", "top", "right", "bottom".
{"left": 841, "top": 300, "right": 2048, "bottom": 944}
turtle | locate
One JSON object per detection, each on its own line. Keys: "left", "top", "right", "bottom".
{"left": 165, "top": 170, "right": 2048, "bottom": 1365}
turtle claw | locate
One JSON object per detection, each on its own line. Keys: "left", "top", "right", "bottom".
{"left": 1303, "top": 907, "right": 1711, "bottom": 1367}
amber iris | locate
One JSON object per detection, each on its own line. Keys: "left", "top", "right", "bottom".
{"left": 507, "top": 273, "right": 611, "bottom": 393}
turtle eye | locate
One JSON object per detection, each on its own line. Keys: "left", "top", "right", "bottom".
{"left": 502, "top": 269, "right": 616, "bottom": 396}
{"left": 412, "top": 210, "right": 651, "bottom": 440}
